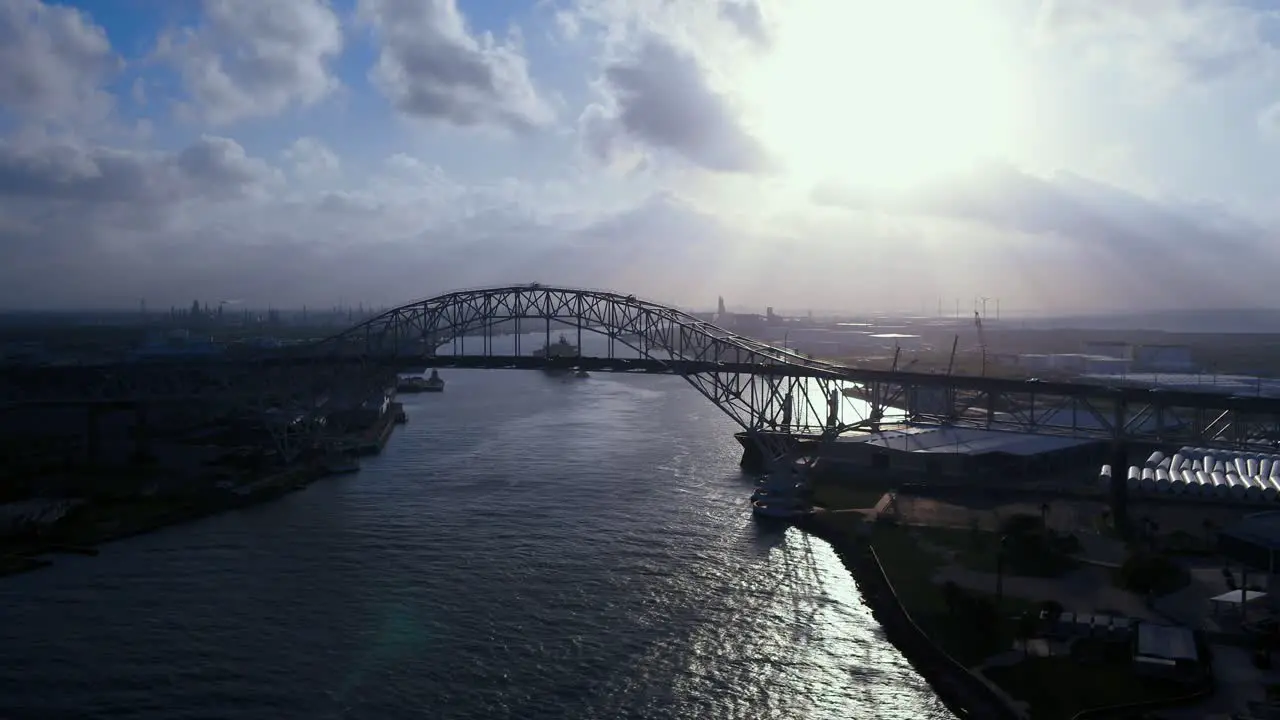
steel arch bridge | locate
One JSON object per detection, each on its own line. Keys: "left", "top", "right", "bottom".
{"left": 298, "top": 284, "right": 893, "bottom": 464}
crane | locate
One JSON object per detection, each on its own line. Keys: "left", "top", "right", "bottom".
{"left": 974, "top": 311, "right": 988, "bottom": 377}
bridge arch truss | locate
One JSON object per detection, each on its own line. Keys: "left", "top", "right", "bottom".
{"left": 307, "top": 285, "right": 899, "bottom": 461}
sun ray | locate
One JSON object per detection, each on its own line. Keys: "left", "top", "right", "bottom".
{"left": 741, "top": 0, "right": 1023, "bottom": 191}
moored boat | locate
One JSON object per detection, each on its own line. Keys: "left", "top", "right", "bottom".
{"left": 323, "top": 454, "right": 361, "bottom": 476}
{"left": 423, "top": 369, "right": 445, "bottom": 392}
{"left": 535, "top": 335, "right": 579, "bottom": 375}
{"left": 751, "top": 499, "right": 813, "bottom": 521}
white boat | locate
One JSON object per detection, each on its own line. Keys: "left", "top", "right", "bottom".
{"left": 751, "top": 499, "right": 813, "bottom": 521}
{"left": 534, "top": 335, "right": 579, "bottom": 359}
{"left": 750, "top": 484, "right": 808, "bottom": 502}
{"left": 324, "top": 455, "right": 360, "bottom": 475}
{"left": 575, "top": 369, "right": 590, "bottom": 378}
{"left": 535, "top": 335, "right": 580, "bottom": 375}
{"left": 423, "top": 369, "right": 445, "bottom": 392}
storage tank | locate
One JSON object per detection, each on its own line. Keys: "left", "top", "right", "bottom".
{"left": 1265, "top": 476, "right": 1280, "bottom": 502}
{"left": 1146, "top": 451, "right": 1165, "bottom": 469}
{"left": 1192, "top": 459, "right": 1203, "bottom": 471}
{"left": 1261, "top": 458, "right": 1274, "bottom": 479}
{"left": 1170, "top": 453, "right": 1185, "bottom": 472}
{"left": 1211, "top": 471, "right": 1230, "bottom": 497}
{"left": 1235, "top": 458, "right": 1249, "bottom": 477}
{"left": 1099, "top": 464, "right": 1112, "bottom": 489}
{"left": 1155, "top": 468, "right": 1172, "bottom": 493}
{"left": 1127, "top": 465, "right": 1141, "bottom": 490}
{"left": 1213, "top": 460, "right": 1227, "bottom": 474}
{"left": 1140, "top": 467, "right": 1157, "bottom": 492}
{"left": 1248, "top": 458, "right": 1260, "bottom": 477}
{"left": 1226, "top": 473, "right": 1247, "bottom": 499}
{"left": 1181, "top": 469, "right": 1202, "bottom": 495}
{"left": 1203, "top": 455, "right": 1215, "bottom": 473}
{"left": 1243, "top": 476, "right": 1265, "bottom": 503}
{"left": 1195, "top": 470, "right": 1212, "bottom": 494}
{"left": 1272, "top": 460, "right": 1280, "bottom": 480}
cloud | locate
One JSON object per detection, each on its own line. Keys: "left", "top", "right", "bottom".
{"left": 718, "top": 0, "right": 770, "bottom": 48}
{"left": 0, "top": 0, "right": 120, "bottom": 121}
{"left": 1035, "top": 0, "right": 1280, "bottom": 89}
{"left": 813, "top": 163, "right": 1277, "bottom": 308}
{"left": 585, "top": 37, "right": 774, "bottom": 174}
{"left": 0, "top": 135, "right": 275, "bottom": 205}
{"left": 359, "top": 0, "right": 552, "bottom": 131}
{"left": 1260, "top": 101, "right": 1280, "bottom": 138}
{"left": 282, "top": 137, "right": 340, "bottom": 177}
{"left": 161, "top": 0, "right": 343, "bottom": 125}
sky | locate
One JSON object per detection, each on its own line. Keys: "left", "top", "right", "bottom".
{"left": 2, "top": 0, "right": 1280, "bottom": 315}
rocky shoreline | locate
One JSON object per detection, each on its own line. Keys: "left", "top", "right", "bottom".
{"left": 800, "top": 513, "right": 1022, "bottom": 720}
{"left": 1, "top": 404, "right": 405, "bottom": 579}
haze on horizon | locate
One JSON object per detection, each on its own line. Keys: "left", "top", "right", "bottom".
{"left": 3, "top": 0, "right": 1280, "bottom": 315}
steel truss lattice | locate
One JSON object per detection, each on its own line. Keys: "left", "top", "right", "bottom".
{"left": 7, "top": 285, "right": 1280, "bottom": 464}
{"left": 303, "top": 285, "right": 891, "bottom": 466}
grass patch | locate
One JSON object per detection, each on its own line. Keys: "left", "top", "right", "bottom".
{"left": 812, "top": 484, "right": 890, "bottom": 510}
{"left": 871, "top": 523, "right": 1039, "bottom": 666}
{"left": 884, "top": 521, "right": 1079, "bottom": 578}
{"left": 1113, "top": 551, "right": 1191, "bottom": 597}
{"left": 809, "top": 476, "right": 895, "bottom": 510}
{"left": 985, "top": 656, "right": 1197, "bottom": 720}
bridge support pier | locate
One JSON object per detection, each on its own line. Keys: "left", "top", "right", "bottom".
{"left": 1109, "top": 441, "right": 1131, "bottom": 538}
{"left": 734, "top": 431, "right": 807, "bottom": 473}
{"left": 130, "top": 403, "right": 153, "bottom": 464}
{"left": 85, "top": 406, "right": 102, "bottom": 465}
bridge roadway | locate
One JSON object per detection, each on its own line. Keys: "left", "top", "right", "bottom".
{"left": 6, "top": 353, "right": 1280, "bottom": 409}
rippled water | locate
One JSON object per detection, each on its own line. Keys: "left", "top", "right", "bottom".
{"left": 1, "top": 370, "right": 952, "bottom": 720}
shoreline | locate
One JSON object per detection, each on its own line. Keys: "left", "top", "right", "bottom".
{"left": 799, "top": 513, "right": 1022, "bottom": 720}
{"left": 1, "top": 403, "right": 404, "bottom": 579}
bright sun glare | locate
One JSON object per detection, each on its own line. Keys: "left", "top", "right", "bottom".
{"left": 743, "top": 1, "right": 1019, "bottom": 191}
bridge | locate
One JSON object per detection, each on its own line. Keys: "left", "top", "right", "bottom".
{"left": 4, "top": 285, "right": 1280, "bottom": 464}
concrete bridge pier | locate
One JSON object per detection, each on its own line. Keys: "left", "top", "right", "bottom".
{"left": 85, "top": 406, "right": 102, "bottom": 465}
{"left": 130, "top": 403, "right": 153, "bottom": 464}
{"left": 1109, "top": 440, "right": 1131, "bottom": 538}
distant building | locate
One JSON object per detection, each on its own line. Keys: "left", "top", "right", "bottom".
{"left": 1016, "top": 353, "right": 1132, "bottom": 375}
{"left": 1082, "top": 341, "right": 1132, "bottom": 360}
{"left": 1134, "top": 344, "right": 1194, "bottom": 372}
{"left": 726, "top": 313, "right": 766, "bottom": 336}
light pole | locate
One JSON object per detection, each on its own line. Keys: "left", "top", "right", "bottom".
{"left": 996, "top": 534, "right": 1009, "bottom": 606}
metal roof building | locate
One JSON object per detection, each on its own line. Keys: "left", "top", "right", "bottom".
{"left": 824, "top": 425, "right": 1105, "bottom": 481}
{"left": 837, "top": 426, "right": 1098, "bottom": 457}
{"left": 1219, "top": 511, "right": 1280, "bottom": 572}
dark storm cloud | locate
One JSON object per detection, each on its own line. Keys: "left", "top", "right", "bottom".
{"left": 719, "top": 0, "right": 771, "bottom": 48}
{"left": 0, "top": 0, "right": 120, "bottom": 120}
{"left": 0, "top": 136, "right": 276, "bottom": 204}
{"left": 360, "top": 0, "right": 551, "bottom": 131}
{"left": 596, "top": 37, "right": 775, "bottom": 174}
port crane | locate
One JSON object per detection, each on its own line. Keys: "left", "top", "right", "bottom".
{"left": 974, "top": 311, "right": 988, "bottom": 377}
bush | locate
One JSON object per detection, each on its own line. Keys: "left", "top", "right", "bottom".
{"left": 1116, "top": 551, "right": 1190, "bottom": 596}
{"left": 1000, "top": 513, "right": 1043, "bottom": 537}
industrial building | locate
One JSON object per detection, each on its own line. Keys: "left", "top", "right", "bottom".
{"left": 1082, "top": 373, "right": 1280, "bottom": 399}
{"left": 820, "top": 426, "right": 1103, "bottom": 483}
{"left": 1015, "top": 353, "right": 1133, "bottom": 375}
